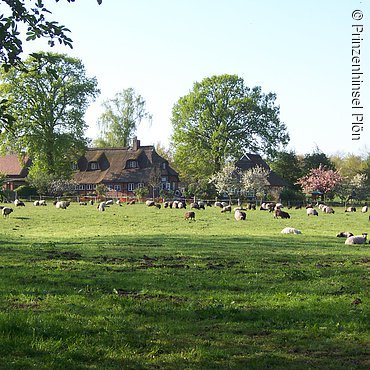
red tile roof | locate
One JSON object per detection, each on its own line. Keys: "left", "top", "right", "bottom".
{"left": 0, "top": 155, "right": 31, "bottom": 177}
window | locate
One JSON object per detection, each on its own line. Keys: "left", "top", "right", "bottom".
{"left": 114, "top": 184, "right": 121, "bottom": 191}
{"left": 128, "top": 183, "right": 135, "bottom": 192}
{"left": 71, "top": 162, "right": 78, "bottom": 170}
{"left": 166, "top": 182, "right": 171, "bottom": 190}
{"left": 90, "top": 162, "right": 99, "bottom": 170}
{"left": 79, "top": 184, "right": 85, "bottom": 190}
{"left": 127, "top": 160, "right": 138, "bottom": 168}
{"left": 162, "top": 162, "right": 166, "bottom": 170}
{"left": 161, "top": 176, "right": 167, "bottom": 183}
{"left": 107, "top": 184, "right": 113, "bottom": 191}
{"left": 86, "top": 184, "right": 93, "bottom": 190}
{"left": 137, "top": 183, "right": 144, "bottom": 188}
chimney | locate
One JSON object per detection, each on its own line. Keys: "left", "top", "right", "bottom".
{"left": 132, "top": 137, "right": 140, "bottom": 151}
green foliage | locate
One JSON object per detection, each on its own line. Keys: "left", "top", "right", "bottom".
{"left": 26, "top": 163, "right": 54, "bottom": 195}
{"left": 279, "top": 188, "right": 306, "bottom": 204}
{"left": 95, "top": 183, "right": 107, "bottom": 197}
{"left": 301, "top": 148, "right": 335, "bottom": 175}
{"left": 94, "top": 88, "right": 152, "bottom": 148}
{"left": 268, "top": 150, "right": 303, "bottom": 189}
{"left": 0, "top": 52, "right": 100, "bottom": 177}
{"left": 330, "top": 153, "right": 367, "bottom": 179}
{"left": 183, "top": 179, "right": 216, "bottom": 200}
{"left": 134, "top": 186, "right": 149, "bottom": 201}
{"left": 171, "top": 74, "right": 289, "bottom": 180}
{"left": 0, "top": 0, "right": 73, "bottom": 71}
{"left": 0, "top": 204, "right": 368, "bottom": 368}
{"left": 13, "top": 184, "right": 37, "bottom": 197}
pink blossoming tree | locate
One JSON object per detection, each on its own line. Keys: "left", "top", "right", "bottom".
{"left": 296, "top": 165, "right": 343, "bottom": 201}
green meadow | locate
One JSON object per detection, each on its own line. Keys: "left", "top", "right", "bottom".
{"left": 0, "top": 202, "right": 369, "bottom": 369}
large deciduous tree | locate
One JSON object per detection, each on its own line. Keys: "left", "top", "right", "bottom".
{"left": 268, "top": 150, "right": 303, "bottom": 189}
{"left": 0, "top": 0, "right": 102, "bottom": 131}
{"left": 94, "top": 88, "right": 152, "bottom": 148}
{"left": 0, "top": 52, "right": 100, "bottom": 177}
{"left": 171, "top": 74, "right": 289, "bottom": 180}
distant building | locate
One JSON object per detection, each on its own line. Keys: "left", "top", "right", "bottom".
{"left": 73, "top": 138, "right": 180, "bottom": 198}
{"left": 0, "top": 154, "right": 31, "bottom": 191}
{"left": 235, "top": 154, "right": 288, "bottom": 199}
{"left": 235, "top": 154, "right": 288, "bottom": 188}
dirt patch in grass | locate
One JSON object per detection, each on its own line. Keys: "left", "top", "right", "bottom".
{"left": 113, "top": 289, "right": 186, "bottom": 303}
{"left": 45, "top": 250, "right": 82, "bottom": 260}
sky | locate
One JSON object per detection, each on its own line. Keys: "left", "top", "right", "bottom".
{"left": 16, "top": 0, "right": 370, "bottom": 157}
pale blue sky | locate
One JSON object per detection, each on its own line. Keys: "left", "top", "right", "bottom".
{"left": 19, "top": 0, "right": 370, "bottom": 156}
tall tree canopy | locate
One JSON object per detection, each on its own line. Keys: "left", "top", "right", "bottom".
{"left": 171, "top": 74, "right": 289, "bottom": 180}
{"left": 94, "top": 88, "right": 152, "bottom": 148}
{"left": 0, "top": 52, "right": 100, "bottom": 177}
{"left": 301, "top": 148, "right": 335, "bottom": 175}
{"left": 268, "top": 150, "right": 303, "bottom": 189}
{"left": 0, "top": 0, "right": 102, "bottom": 131}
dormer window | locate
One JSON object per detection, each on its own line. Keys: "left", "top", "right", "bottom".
{"left": 89, "top": 161, "right": 99, "bottom": 170}
{"left": 127, "top": 160, "right": 138, "bottom": 169}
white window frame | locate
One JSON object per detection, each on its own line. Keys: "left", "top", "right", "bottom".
{"left": 79, "top": 184, "right": 85, "bottom": 190}
{"left": 128, "top": 183, "right": 135, "bottom": 191}
{"left": 90, "top": 162, "right": 98, "bottom": 170}
{"left": 114, "top": 184, "right": 122, "bottom": 191}
{"left": 127, "top": 160, "right": 137, "bottom": 168}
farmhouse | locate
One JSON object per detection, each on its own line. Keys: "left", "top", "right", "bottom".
{"left": 0, "top": 154, "right": 31, "bottom": 192}
{"left": 73, "top": 138, "right": 180, "bottom": 198}
{"left": 235, "top": 154, "right": 288, "bottom": 195}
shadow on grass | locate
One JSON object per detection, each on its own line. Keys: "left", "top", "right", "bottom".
{"left": 0, "top": 233, "right": 368, "bottom": 368}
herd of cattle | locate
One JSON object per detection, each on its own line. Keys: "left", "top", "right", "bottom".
{"left": 1, "top": 198, "right": 369, "bottom": 245}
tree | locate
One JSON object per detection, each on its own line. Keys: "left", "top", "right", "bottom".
{"left": 241, "top": 166, "right": 270, "bottom": 203}
{"left": 349, "top": 173, "right": 368, "bottom": 202}
{"left": 0, "top": 0, "right": 102, "bottom": 131}
{"left": 301, "top": 148, "right": 335, "bottom": 175}
{"left": 171, "top": 74, "right": 289, "bottom": 180}
{"left": 296, "top": 165, "right": 343, "bottom": 201}
{"left": 94, "top": 88, "right": 152, "bottom": 147}
{"left": 134, "top": 186, "right": 149, "bottom": 202}
{"left": 209, "top": 162, "right": 240, "bottom": 203}
{"left": 268, "top": 150, "right": 303, "bottom": 189}
{"left": 330, "top": 153, "right": 367, "bottom": 179}
{"left": 0, "top": 52, "right": 100, "bottom": 177}
{"left": 148, "top": 165, "right": 162, "bottom": 199}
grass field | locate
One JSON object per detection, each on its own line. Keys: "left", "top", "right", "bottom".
{"left": 0, "top": 201, "right": 369, "bottom": 369}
